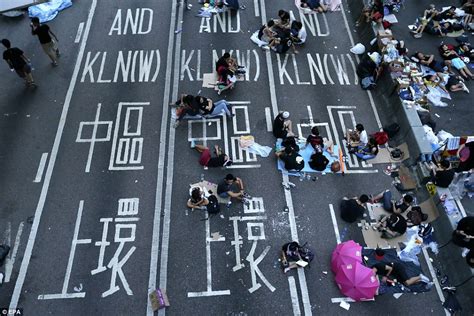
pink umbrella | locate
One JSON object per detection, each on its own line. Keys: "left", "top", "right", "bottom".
{"left": 335, "top": 262, "right": 379, "bottom": 301}
{"left": 331, "top": 240, "right": 362, "bottom": 273}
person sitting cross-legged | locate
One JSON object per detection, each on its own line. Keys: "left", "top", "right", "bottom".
{"left": 187, "top": 187, "right": 209, "bottom": 210}
{"left": 217, "top": 173, "right": 250, "bottom": 203}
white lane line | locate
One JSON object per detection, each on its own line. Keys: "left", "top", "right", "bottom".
{"left": 260, "top": 0, "right": 311, "bottom": 312}
{"left": 226, "top": 164, "right": 261, "bottom": 169}
{"left": 339, "top": 2, "right": 382, "bottom": 129}
{"left": 253, "top": 0, "right": 260, "bottom": 17}
{"left": 156, "top": 2, "right": 185, "bottom": 316}
{"left": 74, "top": 22, "right": 85, "bottom": 43}
{"left": 329, "top": 204, "right": 341, "bottom": 244}
{"left": 454, "top": 197, "right": 467, "bottom": 217}
{"left": 344, "top": 169, "right": 378, "bottom": 174}
{"left": 33, "top": 153, "right": 48, "bottom": 183}
{"left": 147, "top": 0, "right": 179, "bottom": 314}
{"left": 265, "top": 107, "right": 272, "bottom": 132}
{"left": 4, "top": 222, "right": 24, "bottom": 283}
{"left": 9, "top": 0, "right": 98, "bottom": 310}
{"left": 288, "top": 276, "right": 302, "bottom": 316}
{"left": 421, "top": 247, "right": 450, "bottom": 316}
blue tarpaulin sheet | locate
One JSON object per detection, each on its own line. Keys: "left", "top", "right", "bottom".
{"left": 28, "top": 0, "right": 71, "bottom": 22}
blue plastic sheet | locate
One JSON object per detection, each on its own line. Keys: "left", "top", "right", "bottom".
{"left": 28, "top": 0, "right": 72, "bottom": 23}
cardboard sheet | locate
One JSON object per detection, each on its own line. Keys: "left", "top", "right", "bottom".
{"left": 361, "top": 226, "right": 405, "bottom": 251}
{"left": 369, "top": 143, "right": 410, "bottom": 164}
{"left": 398, "top": 165, "right": 417, "bottom": 190}
{"left": 419, "top": 197, "right": 440, "bottom": 223}
{"left": 190, "top": 181, "right": 230, "bottom": 204}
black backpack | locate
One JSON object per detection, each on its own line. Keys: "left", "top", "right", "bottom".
{"left": 206, "top": 195, "right": 220, "bottom": 214}
{"left": 298, "top": 243, "right": 315, "bottom": 264}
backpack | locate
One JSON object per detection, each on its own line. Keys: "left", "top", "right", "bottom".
{"left": 390, "top": 148, "right": 404, "bottom": 160}
{"left": 206, "top": 195, "right": 220, "bottom": 214}
{"left": 373, "top": 131, "right": 389, "bottom": 145}
{"left": 298, "top": 243, "right": 314, "bottom": 264}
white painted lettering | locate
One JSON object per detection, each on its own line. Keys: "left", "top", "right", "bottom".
{"left": 97, "top": 52, "right": 112, "bottom": 83}
{"left": 138, "top": 50, "right": 153, "bottom": 82}
{"left": 292, "top": 54, "right": 309, "bottom": 85}
{"left": 199, "top": 17, "right": 211, "bottom": 33}
{"left": 138, "top": 8, "right": 153, "bottom": 34}
{"left": 307, "top": 53, "right": 326, "bottom": 85}
{"left": 114, "top": 51, "right": 132, "bottom": 83}
{"left": 181, "top": 49, "right": 195, "bottom": 81}
{"left": 125, "top": 9, "right": 140, "bottom": 35}
{"left": 81, "top": 51, "right": 101, "bottom": 83}
{"left": 330, "top": 54, "right": 350, "bottom": 85}
{"left": 277, "top": 54, "right": 294, "bottom": 85}
{"left": 109, "top": 9, "right": 122, "bottom": 36}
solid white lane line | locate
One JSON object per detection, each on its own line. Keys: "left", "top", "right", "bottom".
{"left": 421, "top": 248, "right": 450, "bottom": 316}
{"left": 265, "top": 107, "right": 272, "bottom": 132}
{"left": 156, "top": 2, "right": 185, "bottom": 316}
{"left": 74, "top": 22, "right": 85, "bottom": 44}
{"left": 4, "top": 222, "right": 24, "bottom": 283}
{"left": 9, "top": 0, "right": 98, "bottom": 310}
{"left": 344, "top": 169, "right": 378, "bottom": 174}
{"left": 288, "top": 276, "right": 302, "bottom": 316}
{"left": 454, "top": 197, "right": 467, "bottom": 217}
{"left": 329, "top": 204, "right": 341, "bottom": 244}
{"left": 339, "top": 2, "right": 382, "bottom": 129}
{"left": 33, "top": 153, "right": 48, "bottom": 183}
{"left": 147, "top": 0, "right": 179, "bottom": 315}
{"left": 253, "top": 0, "right": 260, "bottom": 17}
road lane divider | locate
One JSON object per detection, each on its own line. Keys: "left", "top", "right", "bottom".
{"left": 33, "top": 153, "right": 48, "bottom": 183}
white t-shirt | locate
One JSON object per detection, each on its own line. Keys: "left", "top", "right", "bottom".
{"left": 298, "top": 28, "right": 307, "bottom": 43}
{"left": 359, "top": 130, "right": 368, "bottom": 145}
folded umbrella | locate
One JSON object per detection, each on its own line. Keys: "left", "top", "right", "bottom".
{"left": 331, "top": 240, "right": 362, "bottom": 274}
{"left": 335, "top": 262, "right": 379, "bottom": 301}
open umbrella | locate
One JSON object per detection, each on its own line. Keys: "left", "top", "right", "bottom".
{"left": 335, "top": 262, "right": 379, "bottom": 301}
{"left": 331, "top": 240, "right": 362, "bottom": 273}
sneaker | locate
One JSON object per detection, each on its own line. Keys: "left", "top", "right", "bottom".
{"left": 424, "top": 282, "right": 434, "bottom": 290}
{"left": 242, "top": 192, "right": 252, "bottom": 199}
{"left": 190, "top": 140, "right": 196, "bottom": 148}
{"left": 52, "top": 61, "right": 58, "bottom": 66}
{"left": 461, "top": 82, "right": 470, "bottom": 93}
{"left": 261, "top": 45, "right": 270, "bottom": 51}
{"left": 419, "top": 274, "right": 430, "bottom": 283}
{"left": 414, "top": 33, "right": 422, "bottom": 38}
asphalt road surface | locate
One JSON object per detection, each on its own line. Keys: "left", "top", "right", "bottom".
{"left": 0, "top": 0, "right": 456, "bottom": 315}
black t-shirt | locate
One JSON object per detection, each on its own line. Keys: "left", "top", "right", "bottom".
{"left": 340, "top": 199, "right": 365, "bottom": 223}
{"left": 388, "top": 215, "right": 407, "bottom": 234}
{"left": 457, "top": 216, "right": 474, "bottom": 236}
{"left": 32, "top": 24, "right": 52, "bottom": 44}
{"left": 215, "top": 56, "right": 228, "bottom": 72}
{"left": 281, "top": 152, "right": 304, "bottom": 171}
{"left": 207, "top": 154, "right": 226, "bottom": 168}
{"left": 309, "top": 153, "right": 329, "bottom": 171}
{"left": 3, "top": 47, "right": 26, "bottom": 70}
{"left": 434, "top": 169, "right": 455, "bottom": 188}
{"left": 196, "top": 97, "right": 214, "bottom": 115}
{"left": 217, "top": 179, "right": 232, "bottom": 195}
{"left": 394, "top": 201, "right": 410, "bottom": 214}
{"left": 276, "top": 38, "right": 293, "bottom": 54}
{"left": 273, "top": 115, "right": 286, "bottom": 138}
{"left": 372, "top": 263, "right": 388, "bottom": 276}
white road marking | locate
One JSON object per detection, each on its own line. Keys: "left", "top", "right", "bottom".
{"left": 38, "top": 200, "right": 91, "bottom": 300}
{"left": 232, "top": 106, "right": 250, "bottom": 135}
{"left": 33, "top": 153, "right": 48, "bottom": 183}
{"left": 288, "top": 276, "right": 302, "bottom": 316}
{"left": 331, "top": 297, "right": 356, "bottom": 303}
{"left": 421, "top": 247, "right": 450, "bottom": 316}
{"left": 339, "top": 2, "right": 382, "bottom": 129}
{"left": 329, "top": 204, "right": 341, "bottom": 244}
{"left": 260, "top": 0, "right": 311, "bottom": 312}
{"left": 147, "top": 0, "right": 179, "bottom": 313}
{"left": 4, "top": 222, "right": 24, "bottom": 283}
{"left": 454, "top": 196, "right": 467, "bottom": 217}
{"left": 344, "top": 170, "right": 378, "bottom": 174}
{"left": 265, "top": 107, "right": 272, "bottom": 132}
{"left": 187, "top": 211, "right": 230, "bottom": 297}
{"left": 253, "top": 0, "right": 260, "bottom": 17}
{"left": 156, "top": 2, "right": 186, "bottom": 315}
{"left": 74, "top": 22, "right": 85, "bottom": 43}
{"left": 9, "top": 0, "right": 98, "bottom": 310}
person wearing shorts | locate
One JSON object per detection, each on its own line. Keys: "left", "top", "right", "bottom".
{"left": 217, "top": 173, "right": 246, "bottom": 200}
{"left": 371, "top": 262, "right": 431, "bottom": 287}
{"left": 2, "top": 39, "right": 36, "bottom": 86}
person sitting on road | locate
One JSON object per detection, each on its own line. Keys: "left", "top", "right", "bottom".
{"left": 371, "top": 190, "right": 414, "bottom": 214}
{"left": 215, "top": 52, "right": 245, "bottom": 95}
{"left": 300, "top": 0, "right": 327, "bottom": 13}
{"left": 172, "top": 94, "right": 201, "bottom": 128}
{"left": 195, "top": 96, "right": 233, "bottom": 117}
{"left": 308, "top": 151, "right": 329, "bottom": 172}
{"left": 217, "top": 173, "right": 249, "bottom": 202}
{"left": 191, "top": 142, "right": 233, "bottom": 168}
{"left": 280, "top": 242, "right": 303, "bottom": 273}
{"left": 427, "top": 159, "right": 456, "bottom": 188}
{"left": 354, "top": 137, "right": 379, "bottom": 160}
{"left": 257, "top": 20, "right": 277, "bottom": 49}
{"left": 268, "top": 29, "right": 298, "bottom": 54}
{"left": 375, "top": 214, "right": 407, "bottom": 239}
{"left": 406, "top": 206, "right": 429, "bottom": 227}
{"left": 304, "top": 126, "right": 336, "bottom": 156}
{"left": 410, "top": 4, "right": 439, "bottom": 38}
{"left": 276, "top": 146, "right": 305, "bottom": 171}
{"left": 273, "top": 111, "right": 294, "bottom": 139}
{"left": 346, "top": 123, "right": 368, "bottom": 151}
{"left": 340, "top": 194, "right": 369, "bottom": 223}
{"left": 274, "top": 9, "right": 291, "bottom": 30}
{"left": 355, "top": 0, "right": 383, "bottom": 26}
{"left": 371, "top": 262, "right": 432, "bottom": 288}
{"left": 290, "top": 21, "right": 307, "bottom": 45}
{"left": 281, "top": 135, "right": 300, "bottom": 152}
{"left": 187, "top": 187, "right": 209, "bottom": 210}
